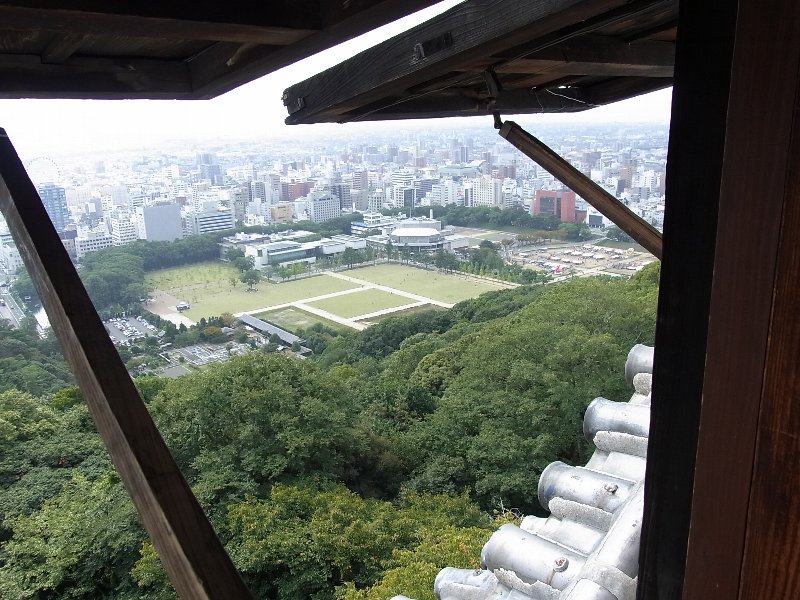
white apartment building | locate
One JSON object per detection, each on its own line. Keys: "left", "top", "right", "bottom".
{"left": 306, "top": 191, "right": 341, "bottom": 223}
{"left": 468, "top": 177, "right": 504, "bottom": 208}
{"left": 108, "top": 211, "right": 139, "bottom": 246}
{"left": 75, "top": 228, "right": 113, "bottom": 258}
{"left": 1, "top": 236, "right": 23, "bottom": 274}
{"left": 428, "top": 180, "right": 461, "bottom": 206}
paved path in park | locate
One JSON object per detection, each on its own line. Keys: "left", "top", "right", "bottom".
{"left": 323, "top": 271, "right": 455, "bottom": 308}
{"left": 351, "top": 301, "right": 427, "bottom": 322}
{"left": 235, "top": 272, "right": 455, "bottom": 330}
{"left": 235, "top": 286, "right": 369, "bottom": 317}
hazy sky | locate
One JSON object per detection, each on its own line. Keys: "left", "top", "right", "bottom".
{"left": 0, "top": 1, "right": 672, "bottom": 158}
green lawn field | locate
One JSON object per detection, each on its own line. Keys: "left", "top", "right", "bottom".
{"left": 343, "top": 263, "right": 512, "bottom": 304}
{"left": 252, "top": 306, "right": 349, "bottom": 333}
{"left": 357, "top": 304, "right": 442, "bottom": 324}
{"left": 307, "top": 288, "right": 415, "bottom": 318}
{"left": 146, "top": 262, "right": 359, "bottom": 319}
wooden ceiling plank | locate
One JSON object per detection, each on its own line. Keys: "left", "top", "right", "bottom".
{"left": 585, "top": 75, "right": 672, "bottom": 104}
{"left": 0, "top": 128, "right": 253, "bottom": 599}
{"left": 0, "top": 5, "right": 319, "bottom": 45}
{"left": 500, "top": 59, "right": 673, "bottom": 77}
{"left": 188, "top": 0, "right": 440, "bottom": 98}
{"left": 335, "top": 87, "right": 591, "bottom": 121}
{"left": 0, "top": 54, "right": 194, "bottom": 99}
{"left": 41, "top": 33, "right": 90, "bottom": 64}
{"left": 496, "top": 35, "right": 674, "bottom": 76}
{"left": 282, "top": 0, "right": 672, "bottom": 125}
{"left": 522, "top": 35, "right": 674, "bottom": 65}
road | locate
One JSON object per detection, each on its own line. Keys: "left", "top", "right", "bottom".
{"left": 0, "top": 288, "right": 25, "bottom": 327}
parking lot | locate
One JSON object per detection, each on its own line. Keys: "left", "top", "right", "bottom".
{"left": 104, "top": 315, "right": 159, "bottom": 345}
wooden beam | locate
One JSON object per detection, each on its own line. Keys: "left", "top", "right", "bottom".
{"left": 498, "top": 120, "right": 663, "bottom": 258}
{"left": 41, "top": 33, "right": 90, "bottom": 64}
{"left": 500, "top": 59, "right": 672, "bottom": 77}
{"left": 498, "top": 36, "right": 674, "bottom": 76}
{"left": 333, "top": 87, "right": 589, "bottom": 122}
{"left": 0, "top": 54, "right": 193, "bottom": 99}
{"left": 0, "top": 129, "right": 253, "bottom": 599}
{"left": 0, "top": 2, "right": 321, "bottom": 44}
{"left": 682, "top": 0, "right": 800, "bottom": 597}
{"left": 738, "top": 74, "right": 800, "bottom": 600}
{"left": 283, "top": 0, "right": 641, "bottom": 124}
{"left": 584, "top": 75, "right": 671, "bottom": 105}
{"left": 636, "top": 0, "right": 737, "bottom": 596}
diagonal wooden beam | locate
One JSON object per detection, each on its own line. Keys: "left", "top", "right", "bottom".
{"left": 498, "top": 120, "right": 663, "bottom": 258}
{"left": 0, "top": 128, "right": 253, "bottom": 600}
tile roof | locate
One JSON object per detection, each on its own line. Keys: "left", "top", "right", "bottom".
{"left": 396, "top": 344, "right": 654, "bottom": 600}
{"left": 237, "top": 313, "right": 303, "bottom": 345}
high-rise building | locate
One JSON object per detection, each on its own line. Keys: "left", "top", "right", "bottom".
{"left": 191, "top": 207, "right": 235, "bottom": 235}
{"left": 250, "top": 181, "right": 270, "bottom": 205}
{"left": 37, "top": 183, "right": 70, "bottom": 233}
{"left": 137, "top": 204, "right": 183, "bottom": 242}
{"left": 469, "top": 177, "right": 504, "bottom": 208}
{"left": 393, "top": 186, "right": 416, "bottom": 209}
{"left": 306, "top": 191, "right": 341, "bottom": 223}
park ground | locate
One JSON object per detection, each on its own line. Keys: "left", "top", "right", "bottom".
{"left": 145, "top": 262, "right": 513, "bottom": 331}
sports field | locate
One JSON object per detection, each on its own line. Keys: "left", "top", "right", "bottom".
{"left": 146, "top": 262, "right": 358, "bottom": 319}
{"left": 252, "top": 306, "right": 348, "bottom": 334}
{"left": 147, "top": 261, "right": 513, "bottom": 327}
{"left": 342, "top": 263, "right": 513, "bottom": 304}
{"left": 308, "top": 288, "right": 416, "bottom": 319}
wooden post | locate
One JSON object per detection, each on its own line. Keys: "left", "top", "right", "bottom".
{"left": 0, "top": 129, "right": 253, "bottom": 600}
{"left": 681, "top": 0, "right": 800, "bottom": 597}
{"left": 637, "top": 0, "right": 738, "bottom": 596}
{"left": 498, "top": 120, "right": 663, "bottom": 258}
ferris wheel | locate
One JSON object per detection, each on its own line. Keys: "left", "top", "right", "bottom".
{"left": 24, "top": 156, "right": 62, "bottom": 186}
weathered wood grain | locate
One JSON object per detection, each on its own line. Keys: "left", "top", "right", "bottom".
{"left": 283, "top": 0, "right": 638, "bottom": 124}
{"left": 683, "top": 0, "right": 800, "bottom": 597}
{"left": 0, "top": 54, "right": 193, "bottom": 99}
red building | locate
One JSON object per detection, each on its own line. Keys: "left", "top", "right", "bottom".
{"left": 532, "top": 189, "right": 578, "bottom": 222}
{"left": 281, "top": 181, "right": 312, "bottom": 201}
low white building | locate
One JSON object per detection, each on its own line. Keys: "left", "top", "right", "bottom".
{"left": 75, "top": 228, "right": 113, "bottom": 258}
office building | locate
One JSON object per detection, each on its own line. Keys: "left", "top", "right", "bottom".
{"left": 37, "top": 183, "right": 70, "bottom": 233}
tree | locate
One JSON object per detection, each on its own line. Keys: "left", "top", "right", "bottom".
{"left": 232, "top": 255, "right": 255, "bottom": 273}
{"left": 606, "top": 225, "right": 634, "bottom": 243}
{"left": 240, "top": 269, "right": 261, "bottom": 291}
{"left": 341, "top": 247, "right": 360, "bottom": 269}
{"left": 558, "top": 222, "right": 592, "bottom": 241}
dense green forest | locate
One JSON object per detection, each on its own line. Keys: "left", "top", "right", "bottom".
{"left": 0, "top": 264, "right": 659, "bottom": 599}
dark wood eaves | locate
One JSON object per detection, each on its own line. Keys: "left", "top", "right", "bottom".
{"left": 283, "top": 0, "right": 677, "bottom": 125}
{"left": 0, "top": 0, "right": 439, "bottom": 99}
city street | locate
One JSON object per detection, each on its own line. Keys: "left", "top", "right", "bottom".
{"left": 0, "top": 287, "right": 25, "bottom": 327}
